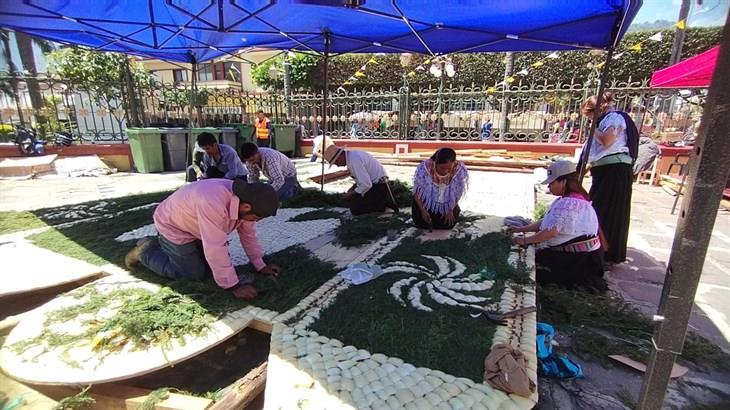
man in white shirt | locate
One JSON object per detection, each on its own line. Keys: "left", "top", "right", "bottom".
{"left": 239, "top": 143, "right": 300, "bottom": 200}
{"left": 323, "top": 145, "right": 399, "bottom": 215}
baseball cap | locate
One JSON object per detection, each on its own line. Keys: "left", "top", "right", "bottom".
{"left": 542, "top": 160, "right": 578, "bottom": 185}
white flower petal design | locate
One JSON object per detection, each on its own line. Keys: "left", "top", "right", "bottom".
{"left": 384, "top": 255, "right": 494, "bottom": 313}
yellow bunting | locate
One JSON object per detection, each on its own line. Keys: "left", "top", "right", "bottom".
{"left": 596, "top": 61, "right": 605, "bottom": 69}
{"left": 506, "top": 76, "right": 515, "bottom": 83}
{"left": 531, "top": 61, "right": 544, "bottom": 68}
{"left": 630, "top": 43, "right": 642, "bottom": 52}
{"left": 354, "top": 71, "right": 365, "bottom": 77}
{"left": 344, "top": 81, "right": 352, "bottom": 85}
{"left": 486, "top": 86, "right": 496, "bottom": 94}
{"left": 408, "top": 71, "right": 416, "bottom": 77}
{"left": 423, "top": 59, "right": 431, "bottom": 65}
{"left": 676, "top": 19, "right": 686, "bottom": 30}
{"left": 368, "top": 58, "right": 378, "bottom": 64}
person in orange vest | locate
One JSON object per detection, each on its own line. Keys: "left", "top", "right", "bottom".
{"left": 252, "top": 110, "right": 273, "bottom": 148}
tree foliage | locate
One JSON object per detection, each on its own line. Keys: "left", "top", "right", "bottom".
{"left": 251, "top": 52, "right": 318, "bottom": 91}
{"left": 313, "top": 27, "right": 721, "bottom": 91}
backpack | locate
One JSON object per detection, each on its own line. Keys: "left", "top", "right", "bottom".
{"left": 597, "top": 110, "right": 639, "bottom": 162}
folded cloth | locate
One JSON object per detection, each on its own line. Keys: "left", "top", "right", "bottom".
{"left": 340, "top": 263, "right": 384, "bottom": 285}
{"left": 504, "top": 216, "right": 533, "bottom": 227}
{"left": 484, "top": 343, "right": 536, "bottom": 397}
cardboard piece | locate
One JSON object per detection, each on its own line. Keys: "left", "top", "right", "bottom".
{"left": 0, "top": 154, "right": 57, "bottom": 178}
{"left": 608, "top": 355, "right": 688, "bottom": 378}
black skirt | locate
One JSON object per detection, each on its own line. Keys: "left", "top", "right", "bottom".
{"left": 411, "top": 200, "right": 461, "bottom": 229}
{"left": 589, "top": 162, "right": 633, "bottom": 263}
{"left": 348, "top": 182, "right": 395, "bottom": 216}
{"left": 536, "top": 239, "right": 607, "bottom": 292}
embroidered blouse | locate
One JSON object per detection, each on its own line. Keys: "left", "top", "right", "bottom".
{"left": 413, "top": 159, "right": 468, "bottom": 216}
{"left": 586, "top": 109, "right": 630, "bottom": 163}
{"left": 538, "top": 192, "right": 599, "bottom": 249}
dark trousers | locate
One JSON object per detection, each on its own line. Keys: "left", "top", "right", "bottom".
{"left": 257, "top": 138, "right": 270, "bottom": 148}
{"left": 590, "top": 163, "right": 633, "bottom": 263}
{"left": 347, "top": 182, "right": 393, "bottom": 216}
{"left": 139, "top": 235, "right": 210, "bottom": 281}
{"left": 411, "top": 201, "right": 461, "bottom": 229}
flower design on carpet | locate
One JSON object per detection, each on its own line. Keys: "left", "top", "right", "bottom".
{"left": 385, "top": 255, "right": 494, "bottom": 312}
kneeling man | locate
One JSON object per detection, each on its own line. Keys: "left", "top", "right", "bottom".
{"left": 125, "top": 179, "right": 280, "bottom": 300}
{"left": 239, "top": 143, "right": 301, "bottom": 200}
{"left": 323, "top": 145, "right": 399, "bottom": 215}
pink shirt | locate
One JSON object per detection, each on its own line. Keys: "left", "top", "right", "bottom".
{"left": 153, "top": 179, "right": 266, "bottom": 289}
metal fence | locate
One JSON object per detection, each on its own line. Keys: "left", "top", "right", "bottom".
{"left": 0, "top": 72, "right": 704, "bottom": 144}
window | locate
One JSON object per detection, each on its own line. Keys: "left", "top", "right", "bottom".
{"left": 198, "top": 64, "right": 213, "bottom": 82}
{"left": 173, "top": 69, "right": 188, "bottom": 84}
{"left": 213, "top": 63, "right": 225, "bottom": 81}
{"left": 224, "top": 62, "right": 241, "bottom": 82}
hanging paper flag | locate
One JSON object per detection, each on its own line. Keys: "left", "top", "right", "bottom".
{"left": 630, "top": 43, "right": 642, "bottom": 52}
{"left": 416, "top": 65, "right": 425, "bottom": 71}
{"left": 344, "top": 81, "right": 352, "bottom": 85}
{"left": 506, "top": 76, "right": 515, "bottom": 83}
{"left": 368, "top": 58, "right": 378, "bottom": 64}
{"left": 496, "top": 80, "right": 507, "bottom": 87}
{"left": 517, "top": 69, "right": 529, "bottom": 76}
{"left": 349, "top": 76, "right": 358, "bottom": 81}
{"left": 547, "top": 52, "right": 559, "bottom": 59}
{"left": 360, "top": 65, "right": 367, "bottom": 71}
{"left": 408, "top": 71, "right": 416, "bottom": 77}
{"left": 596, "top": 61, "right": 605, "bottom": 69}
{"left": 486, "top": 86, "right": 496, "bottom": 94}
{"left": 676, "top": 19, "right": 686, "bottom": 30}
{"left": 531, "top": 61, "right": 544, "bottom": 68}
{"left": 376, "top": 52, "right": 386, "bottom": 56}
{"left": 648, "top": 32, "right": 663, "bottom": 42}
{"left": 612, "top": 52, "right": 624, "bottom": 60}
{"left": 355, "top": 71, "right": 366, "bottom": 77}
{"left": 423, "top": 59, "right": 431, "bottom": 65}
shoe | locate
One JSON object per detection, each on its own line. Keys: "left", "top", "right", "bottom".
{"left": 124, "top": 237, "right": 155, "bottom": 269}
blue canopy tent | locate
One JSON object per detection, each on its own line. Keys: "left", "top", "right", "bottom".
{"left": 0, "top": 0, "right": 643, "bottom": 184}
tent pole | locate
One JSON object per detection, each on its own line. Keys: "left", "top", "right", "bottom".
{"left": 637, "top": 17, "right": 730, "bottom": 410}
{"left": 186, "top": 54, "right": 197, "bottom": 180}
{"left": 578, "top": 47, "right": 615, "bottom": 182}
{"left": 321, "top": 32, "right": 331, "bottom": 192}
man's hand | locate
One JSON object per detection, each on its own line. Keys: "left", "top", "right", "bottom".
{"left": 195, "top": 170, "right": 203, "bottom": 180}
{"left": 231, "top": 284, "right": 258, "bottom": 299}
{"left": 259, "top": 263, "right": 281, "bottom": 276}
{"left": 505, "top": 226, "right": 520, "bottom": 235}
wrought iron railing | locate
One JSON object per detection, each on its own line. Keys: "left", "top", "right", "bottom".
{"left": 0, "top": 72, "right": 704, "bottom": 144}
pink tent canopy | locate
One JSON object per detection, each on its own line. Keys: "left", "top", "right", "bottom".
{"left": 650, "top": 46, "right": 719, "bottom": 88}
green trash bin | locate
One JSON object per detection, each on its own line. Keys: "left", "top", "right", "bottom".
{"left": 189, "top": 127, "right": 220, "bottom": 156}
{"left": 273, "top": 124, "right": 296, "bottom": 156}
{"left": 126, "top": 128, "right": 164, "bottom": 173}
{"left": 224, "top": 123, "right": 256, "bottom": 150}
{"left": 219, "top": 127, "right": 238, "bottom": 150}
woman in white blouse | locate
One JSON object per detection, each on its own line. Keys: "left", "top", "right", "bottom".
{"left": 580, "top": 92, "right": 635, "bottom": 264}
{"left": 507, "top": 160, "right": 606, "bottom": 291}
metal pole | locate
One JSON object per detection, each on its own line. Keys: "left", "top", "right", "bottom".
{"left": 669, "top": 0, "right": 691, "bottom": 65}
{"left": 186, "top": 55, "right": 197, "bottom": 178}
{"left": 499, "top": 52, "right": 514, "bottom": 141}
{"left": 436, "top": 60, "right": 445, "bottom": 138}
{"left": 321, "top": 32, "right": 330, "bottom": 192}
{"left": 637, "top": 16, "right": 730, "bottom": 409}
{"left": 578, "top": 47, "right": 615, "bottom": 182}
{"left": 284, "top": 52, "right": 292, "bottom": 120}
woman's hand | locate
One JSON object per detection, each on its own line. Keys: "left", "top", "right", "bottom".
{"left": 505, "top": 226, "right": 521, "bottom": 235}
{"left": 444, "top": 211, "right": 456, "bottom": 226}
{"left": 511, "top": 236, "right": 529, "bottom": 247}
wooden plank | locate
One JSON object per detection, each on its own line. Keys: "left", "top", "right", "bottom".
{"left": 248, "top": 319, "right": 273, "bottom": 334}
{"left": 209, "top": 362, "right": 267, "bottom": 410}
{"left": 308, "top": 169, "right": 351, "bottom": 184}
{"left": 0, "top": 372, "right": 59, "bottom": 409}
{"left": 35, "top": 384, "right": 212, "bottom": 410}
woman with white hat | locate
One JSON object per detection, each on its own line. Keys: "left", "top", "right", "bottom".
{"left": 507, "top": 160, "right": 607, "bottom": 291}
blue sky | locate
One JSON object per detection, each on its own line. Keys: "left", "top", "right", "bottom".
{"left": 632, "top": 0, "right": 729, "bottom": 26}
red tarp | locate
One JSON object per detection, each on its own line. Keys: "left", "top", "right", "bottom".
{"left": 650, "top": 46, "right": 719, "bottom": 88}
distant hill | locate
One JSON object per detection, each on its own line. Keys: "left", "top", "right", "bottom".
{"left": 628, "top": 20, "right": 676, "bottom": 33}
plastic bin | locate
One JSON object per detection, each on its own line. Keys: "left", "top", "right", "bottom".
{"left": 273, "top": 124, "right": 296, "bottom": 156}
{"left": 219, "top": 127, "right": 238, "bottom": 150}
{"left": 224, "top": 123, "right": 255, "bottom": 148}
{"left": 126, "top": 128, "right": 164, "bottom": 173}
{"left": 160, "top": 128, "right": 189, "bottom": 171}
{"left": 189, "top": 127, "right": 220, "bottom": 157}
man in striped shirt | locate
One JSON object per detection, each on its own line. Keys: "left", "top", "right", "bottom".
{"left": 239, "top": 143, "right": 301, "bottom": 200}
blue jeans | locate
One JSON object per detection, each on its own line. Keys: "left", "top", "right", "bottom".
{"left": 139, "top": 235, "right": 210, "bottom": 281}
{"left": 277, "top": 176, "right": 301, "bottom": 200}
{"left": 310, "top": 154, "right": 318, "bottom": 162}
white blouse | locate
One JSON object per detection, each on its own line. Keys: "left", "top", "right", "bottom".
{"left": 587, "top": 110, "right": 630, "bottom": 163}
{"left": 538, "top": 195, "right": 599, "bottom": 249}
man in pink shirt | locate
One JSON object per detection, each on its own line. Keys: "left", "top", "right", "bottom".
{"left": 125, "top": 179, "right": 280, "bottom": 300}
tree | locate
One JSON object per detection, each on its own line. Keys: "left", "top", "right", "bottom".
{"left": 46, "top": 47, "right": 152, "bottom": 128}
{"left": 0, "top": 30, "right": 24, "bottom": 125}
{"left": 251, "top": 53, "right": 318, "bottom": 91}
{"left": 16, "top": 32, "right": 53, "bottom": 131}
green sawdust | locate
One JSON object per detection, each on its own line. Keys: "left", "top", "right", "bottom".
{"left": 538, "top": 285, "right": 730, "bottom": 371}
{"left": 311, "top": 233, "right": 526, "bottom": 382}
{"left": 10, "top": 286, "right": 213, "bottom": 360}
{"left": 388, "top": 179, "right": 413, "bottom": 207}
{"left": 334, "top": 213, "right": 411, "bottom": 247}
{"left": 288, "top": 209, "right": 343, "bottom": 222}
{"left": 533, "top": 201, "right": 549, "bottom": 221}
{"left": 53, "top": 386, "right": 95, "bottom": 410}
{"left": 0, "top": 190, "right": 172, "bottom": 235}
{"left": 138, "top": 388, "right": 171, "bottom": 410}
{"left": 282, "top": 189, "right": 343, "bottom": 208}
